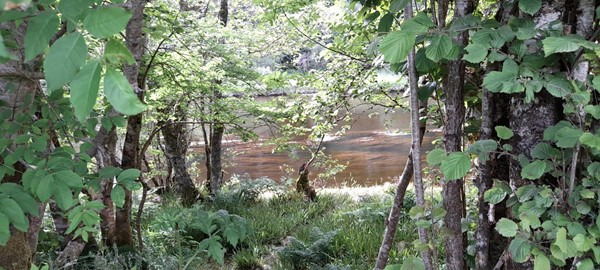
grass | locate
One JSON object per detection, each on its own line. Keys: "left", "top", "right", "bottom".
{"left": 33, "top": 180, "right": 424, "bottom": 269}
{"left": 197, "top": 186, "right": 419, "bottom": 269}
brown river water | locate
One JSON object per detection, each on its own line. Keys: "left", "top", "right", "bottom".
{"left": 193, "top": 101, "right": 438, "bottom": 187}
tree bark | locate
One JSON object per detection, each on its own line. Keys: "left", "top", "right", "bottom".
{"left": 0, "top": 21, "right": 39, "bottom": 269}
{"left": 161, "top": 117, "right": 199, "bottom": 207}
{"left": 374, "top": 102, "right": 427, "bottom": 270}
{"left": 405, "top": 2, "right": 433, "bottom": 269}
{"left": 208, "top": 0, "right": 229, "bottom": 194}
{"left": 115, "top": 0, "right": 146, "bottom": 248}
{"left": 442, "top": 0, "right": 472, "bottom": 269}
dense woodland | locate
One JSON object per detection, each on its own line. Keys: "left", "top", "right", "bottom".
{"left": 1, "top": 0, "right": 600, "bottom": 269}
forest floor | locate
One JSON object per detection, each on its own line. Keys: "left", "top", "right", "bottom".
{"left": 35, "top": 183, "right": 422, "bottom": 269}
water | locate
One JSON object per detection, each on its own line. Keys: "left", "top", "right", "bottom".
{"left": 193, "top": 100, "right": 438, "bottom": 187}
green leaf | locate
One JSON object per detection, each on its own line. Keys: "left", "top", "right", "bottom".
{"left": 43, "top": 33, "right": 88, "bottom": 93}
{"left": 380, "top": 31, "right": 415, "bottom": 64}
{"left": 0, "top": 213, "right": 9, "bottom": 245}
{"left": 36, "top": 175, "right": 54, "bottom": 202}
{"left": 496, "top": 218, "right": 518, "bottom": 237}
{"left": 52, "top": 183, "right": 74, "bottom": 210}
{"left": 580, "top": 132, "right": 600, "bottom": 151}
{"left": 577, "top": 258, "right": 594, "bottom": 270}
{"left": 426, "top": 148, "right": 446, "bottom": 166}
{"left": 483, "top": 71, "right": 516, "bottom": 92}
{"left": 543, "top": 36, "right": 584, "bottom": 57}
{"left": 495, "top": 126, "right": 513, "bottom": 140}
{"left": 54, "top": 170, "right": 82, "bottom": 188}
{"left": 463, "top": 43, "right": 489, "bottom": 63}
{"left": 104, "top": 68, "right": 147, "bottom": 115}
{"left": 531, "top": 143, "right": 559, "bottom": 159}
{"left": 117, "top": 168, "right": 141, "bottom": 182}
{"left": 401, "top": 12, "right": 433, "bottom": 34}
{"left": 83, "top": 7, "right": 132, "bottom": 38}
{"left": 484, "top": 187, "right": 507, "bottom": 204}
{"left": 515, "top": 184, "right": 538, "bottom": 202}
{"left": 584, "top": 105, "right": 600, "bottom": 119}
{"left": 389, "top": 0, "right": 409, "bottom": 13}
{"left": 111, "top": 185, "right": 125, "bottom": 208}
{"left": 104, "top": 39, "right": 135, "bottom": 65}
{"left": 400, "top": 257, "right": 425, "bottom": 270}
{"left": 24, "top": 11, "right": 59, "bottom": 61}
{"left": 426, "top": 34, "right": 454, "bottom": 62}
{"left": 0, "top": 198, "right": 28, "bottom": 232}
{"left": 545, "top": 75, "right": 573, "bottom": 98}
{"left": 440, "top": 152, "right": 471, "bottom": 180}
{"left": 10, "top": 192, "right": 39, "bottom": 217}
{"left": 573, "top": 234, "right": 594, "bottom": 252}
{"left": 533, "top": 253, "right": 550, "bottom": 270}
{"left": 555, "top": 228, "right": 569, "bottom": 253}
{"left": 521, "top": 160, "right": 546, "bottom": 180}
{"left": 580, "top": 189, "right": 594, "bottom": 199}
{"left": 58, "top": 0, "right": 93, "bottom": 20}
{"left": 70, "top": 59, "right": 102, "bottom": 122}
{"left": 207, "top": 239, "right": 225, "bottom": 264}
{"left": 384, "top": 265, "right": 401, "bottom": 270}
{"left": 518, "top": 0, "right": 541, "bottom": 15}
{"left": 509, "top": 236, "right": 531, "bottom": 263}
{"left": 467, "top": 139, "right": 498, "bottom": 162}
{"left": 555, "top": 127, "right": 582, "bottom": 148}
{"left": 378, "top": 13, "right": 393, "bottom": 34}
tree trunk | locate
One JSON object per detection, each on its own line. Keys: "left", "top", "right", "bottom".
{"left": 405, "top": 2, "right": 433, "bottom": 269}
{"left": 374, "top": 101, "right": 427, "bottom": 270}
{"left": 208, "top": 0, "right": 229, "bottom": 194}
{"left": 161, "top": 118, "right": 199, "bottom": 207}
{"left": 0, "top": 21, "right": 39, "bottom": 269}
{"left": 442, "top": 0, "right": 473, "bottom": 269}
{"left": 116, "top": 0, "right": 146, "bottom": 248}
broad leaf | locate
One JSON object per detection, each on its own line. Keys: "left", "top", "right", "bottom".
{"left": 577, "top": 258, "right": 594, "bottom": 270}
{"left": 104, "top": 68, "right": 147, "bottom": 115}
{"left": 389, "top": 0, "right": 409, "bottom": 13}
{"left": 83, "top": 7, "right": 132, "bottom": 38}
{"left": 24, "top": 10, "right": 59, "bottom": 61}
{"left": 400, "top": 257, "right": 425, "bottom": 270}
{"left": 117, "top": 168, "right": 141, "bottom": 183}
{"left": 543, "top": 36, "right": 584, "bottom": 56}
{"left": 531, "top": 143, "right": 559, "bottom": 159}
{"left": 463, "top": 43, "right": 489, "bottom": 63}
{"left": 555, "top": 127, "right": 582, "bottom": 148}
{"left": 104, "top": 39, "right": 135, "bottom": 66}
{"left": 70, "top": 59, "right": 102, "bottom": 122}
{"left": 533, "top": 254, "right": 550, "bottom": 270}
{"left": 509, "top": 236, "right": 531, "bottom": 263}
{"left": 426, "top": 34, "right": 454, "bottom": 62}
{"left": 378, "top": 13, "right": 393, "bottom": 34}
{"left": 584, "top": 105, "right": 600, "bottom": 119}
{"left": 0, "top": 198, "right": 28, "bottom": 232}
{"left": 0, "top": 213, "right": 9, "bottom": 245}
{"left": 483, "top": 71, "right": 516, "bottom": 92}
{"left": 44, "top": 33, "right": 88, "bottom": 92}
{"left": 545, "top": 75, "right": 573, "bottom": 98}
{"left": 519, "top": 0, "right": 541, "bottom": 15}
{"left": 440, "top": 152, "right": 471, "bottom": 180}
{"left": 496, "top": 218, "right": 518, "bottom": 237}
{"left": 58, "top": 0, "right": 94, "bottom": 20}
{"left": 521, "top": 160, "right": 546, "bottom": 180}
{"left": 380, "top": 31, "right": 415, "bottom": 64}
{"left": 580, "top": 132, "right": 600, "bottom": 151}
{"left": 495, "top": 126, "right": 514, "bottom": 140}
{"left": 52, "top": 182, "right": 74, "bottom": 210}
{"left": 111, "top": 185, "right": 126, "bottom": 208}
{"left": 484, "top": 187, "right": 507, "bottom": 204}
{"left": 467, "top": 139, "right": 498, "bottom": 162}
{"left": 426, "top": 148, "right": 446, "bottom": 166}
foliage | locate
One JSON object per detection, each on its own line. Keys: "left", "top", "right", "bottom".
{"left": 278, "top": 227, "right": 339, "bottom": 270}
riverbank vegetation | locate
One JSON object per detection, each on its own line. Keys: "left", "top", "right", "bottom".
{"left": 2, "top": 0, "right": 600, "bottom": 269}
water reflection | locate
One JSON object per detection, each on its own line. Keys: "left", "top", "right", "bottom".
{"left": 192, "top": 100, "right": 438, "bottom": 187}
